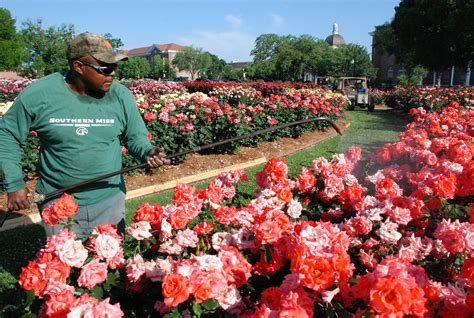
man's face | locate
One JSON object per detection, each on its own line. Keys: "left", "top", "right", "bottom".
{"left": 73, "top": 55, "right": 118, "bottom": 94}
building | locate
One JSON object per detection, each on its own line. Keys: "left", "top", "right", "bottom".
{"left": 121, "top": 43, "right": 189, "bottom": 77}
{"left": 371, "top": 33, "right": 472, "bottom": 86}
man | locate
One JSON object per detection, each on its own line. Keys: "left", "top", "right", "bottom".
{"left": 0, "top": 32, "right": 169, "bottom": 238}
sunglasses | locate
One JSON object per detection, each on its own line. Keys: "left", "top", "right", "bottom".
{"left": 79, "top": 60, "right": 117, "bottom": 75}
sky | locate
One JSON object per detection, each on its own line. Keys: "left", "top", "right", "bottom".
{"left": 1, "top": 0, "right": 400, "bottom": 63}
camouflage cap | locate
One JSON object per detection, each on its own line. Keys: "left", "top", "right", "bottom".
{"left": 67, "top": 32, "right": 128, "bottom": 64}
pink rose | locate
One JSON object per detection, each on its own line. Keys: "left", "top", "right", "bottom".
{"left": 77, "top": 259, "right": 108, "bottom": 289}
{"left": 217, "top": 285, "right": 242, "bottom": 313}
{"left": 95, "top": 234, "right": 121, "bottom": 260}
{"left": 175, "top": 229, "right": 199, "bottom": 248}
{"left": 143, "top": 112, "right": 156, "bottom": 122}
{"left": 158, "top": 240, "right": 184, "bottom": 255}
{"left": 255, "top": 220, "right": 282, "bottom": 245}
{"left": 93, "top": 298, "right": 123, "bottom": 318}
{"left": 56, "top": 239, "right": 88, "bottom": 268}
{"left": 287, "top": 199, "right": 302, "bottom": 219}
{"left": 126, "top": 254, "right": 146, "bottom": 283}
{"left": 67, "top": 303, "right": 94, "bottom": 318}
{"left": 126, "top": 221, "right": 152, "bottom": 241}
{"left": 323, "top": 174, "right": 344, "bottom": 199}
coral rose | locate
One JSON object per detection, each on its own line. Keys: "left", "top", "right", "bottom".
{"left": 162, "top": 274, "right": 190, "bottom": 308}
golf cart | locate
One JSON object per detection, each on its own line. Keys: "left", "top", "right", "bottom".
{"left": 335, "top": 77, "right": 374, "bottom": 111}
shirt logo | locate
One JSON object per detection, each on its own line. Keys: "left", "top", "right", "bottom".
{"left": 76, "top": 127, "right": 89, "bottom": 136}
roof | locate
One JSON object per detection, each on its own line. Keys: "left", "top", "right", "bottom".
{"left": 325, "top": 34, "right": 345, "bottom": 48}
{"left": 325, "top": 22, "right": 346, "bottom": 48}
{"left": 228, "top": 61, "right": 251, "bottom": 69}
{"left": 156, "top": 43, "right": 186, "bottom": 51}
{"left": 121, "top": 46, "right": 149, "bottom": 55}
{"left": 121, "top": 43, "right": 186, "bottom": 56}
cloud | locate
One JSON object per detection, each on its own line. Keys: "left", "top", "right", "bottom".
{"left": 179, "top": 30, "right": 255, "bottom": 62}
{"left": 225, "top": 14, "right": 243, "bottom": 29}
{"left": 271, "top": 14, "right": 284, "bottom": 29}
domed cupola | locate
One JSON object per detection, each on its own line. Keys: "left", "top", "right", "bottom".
{"left": 325, "top": 23, "right": 346, "bottom": 48}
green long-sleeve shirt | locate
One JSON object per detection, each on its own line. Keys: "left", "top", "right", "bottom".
{"left": 0, "top": 72, "right": 153, "bottom": 206}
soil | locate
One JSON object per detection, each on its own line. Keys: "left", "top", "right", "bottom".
{"left": 0, "top": 117, "right": 350, "bottom": 216}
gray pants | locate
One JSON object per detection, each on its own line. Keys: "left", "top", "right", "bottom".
{"left": 39, "top": 191, "right": 126, "bottom": 240}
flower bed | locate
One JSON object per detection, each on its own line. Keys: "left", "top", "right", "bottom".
{"left": 0, "top": 80, "right": 347, "bottom": 178}
{"left": 14, "top": 102, "right": 474, "bottom": 317}
{"left": 122, "top": 81, "right": 347, "bottom": 168}
{"left": 384, "top": 86, "right": 474, "bottom": 112}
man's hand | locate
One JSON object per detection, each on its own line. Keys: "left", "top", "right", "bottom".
{"left": 146, "top": 147, "right": 171, "bottom": 168}
{"left": 7, "top": 188, "right": 30, "bottom": 211}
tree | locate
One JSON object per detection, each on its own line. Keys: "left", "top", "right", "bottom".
{"left": 172, "top": 46, "right": 210, "bottom": 80}
{"left": 19, "top": 19, "right": 74, "bottom": 77}
{"left": 150, "top": 55, "right": 164, "bottom": 79}
{"left": 372, "top": 21, "right": 429, "bottom": 84}
{"left": 200, "top": 52, "right": 238, "bottom": 80}
{"left": 397, "top": 66, "right": 428, "bottom": 86}
{"left": 163, "top": 59, "right": 176, "bottom": 79}
{"left": 371, "top": 23, "right": 398, "bottom": 57}
{"left": 332, "top": 44, "right": 376, "bottom": 79}
{"left": 103, "top": 33, "right": 124, "bottom": 49}
{"left": 249, "top": 33, "right": 375, "bottom": 81}
{"left": 0, "top": 8, "right": 27, "bottom": 71}
{"left": 116, "top": 57, "right": 150, "bottom": 79}
{"left": 391, "top": 0, "right": 474, "bottom": 83}
{"left": 250, "top": 34, "right": 283, "bottom": 80}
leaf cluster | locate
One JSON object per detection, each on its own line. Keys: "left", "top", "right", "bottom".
{"left": 248, "top": 34, "right": 376, "bottom": 81}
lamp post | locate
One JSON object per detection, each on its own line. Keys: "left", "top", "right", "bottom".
{"left": 350, "top": 59, "right": 355, "bottom": 77}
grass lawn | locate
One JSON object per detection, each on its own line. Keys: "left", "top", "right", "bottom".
{"left": 0, "top": 107, "right": 410, "bottom": 281}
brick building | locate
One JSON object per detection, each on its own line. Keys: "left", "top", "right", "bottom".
{"left": 121, "top": 43, "right": 190, "bottom": 77}
{"left": 371, "top": 34, "right": 472, "bottom": 86}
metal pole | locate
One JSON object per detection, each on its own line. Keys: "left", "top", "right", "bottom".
{"left": 466, "top": 61, "right": 471, "bottom": 86}
{"left": 450, "top": 66, "right": 455, "bottom": 87}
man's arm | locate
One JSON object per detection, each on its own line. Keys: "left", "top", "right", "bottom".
{"left": 120, "top": 88, "right": 169, "bottom": 167}
{"left": 0, "top": 98, "right": 33, "bottom": 210}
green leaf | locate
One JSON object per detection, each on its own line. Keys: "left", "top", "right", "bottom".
{"left": 91, "top": 285, "right": 104, "bottom": 300}
{"left": 201, "top": 299, "right": 219, "bottom": 311}
{"left": 103, "top": 271, "right": 120, "bottom": 291}
{"left": 192, "top": 300, "right": 202, "bottom": 317}
{"left": 23, "top": 289, "right": 35, "bottom": 309}
{"left": 163, "top": 307, "right": 181, "bottom": 318}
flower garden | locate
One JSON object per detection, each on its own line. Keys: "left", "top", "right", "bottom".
{"left": 0, "top": 80, "right": 473, "bottom": 317}
{"left": 0, "top": 80, "right": 347, "bottom": 176}
{"left": 371, "top": 86, "right": 474, "bottom": 112}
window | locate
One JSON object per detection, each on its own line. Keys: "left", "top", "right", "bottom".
{"left": 387, "top": 66, "right": 394, "bottom": 79}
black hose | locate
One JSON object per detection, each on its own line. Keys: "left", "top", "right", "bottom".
{"left": 0, "top": 116, "right": 343, "bottom": 228}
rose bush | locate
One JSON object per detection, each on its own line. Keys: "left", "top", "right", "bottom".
{"left": 384, "top": 86, "right": 474, "bottom": 112}
{"left": 123, "top": 81, "right": 347, "bottom": 165}
{"left": 0, "top": 80, "right": 347, "bottom": 179}
{"left": 14, "top": 102, "right": 473, "bottom": 317}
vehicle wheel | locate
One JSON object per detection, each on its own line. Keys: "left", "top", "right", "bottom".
{"left": 368, "top": 103, "right": 375, "bottom": 112}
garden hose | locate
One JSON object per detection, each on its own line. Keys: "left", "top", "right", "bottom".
{"left": 0, "top": 117, "right": 342, "bottom": 227}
